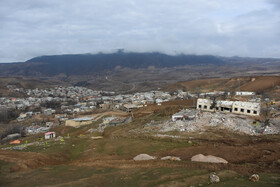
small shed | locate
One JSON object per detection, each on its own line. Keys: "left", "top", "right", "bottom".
{"left": 45, "top": 132, "right": 56, "bottom": 139}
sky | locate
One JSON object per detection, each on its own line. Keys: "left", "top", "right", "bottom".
{"left": 0, "top": 0, "right": 280, "bottom": 62}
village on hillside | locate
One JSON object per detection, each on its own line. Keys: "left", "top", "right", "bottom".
{"left": 1, "top": 84, "right": 280, "bottom": 146}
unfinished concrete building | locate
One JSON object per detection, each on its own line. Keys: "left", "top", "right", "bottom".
{"left": 196, "top": 98, "right": 261, "bottom": 116}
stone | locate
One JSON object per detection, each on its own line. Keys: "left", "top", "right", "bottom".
{"left": 249, "top": 174, "right": 259, "bottom": 182}
{"left": 55, "top": 136, "right": 63, "bottom": 141}
{"left": 210, "top": 174, "right": 220, "bottom": 183}
{"left": 161, "top": 156, "right": 181, "bottom": 161}
{"left": 12, "top": 145, "right": 25, "bottom": 150}
{"left": 133, "top": 154, "right": 156, "bottom": 161}
{"left": 191, "top": 154, "right": 228, "bottom": 164}
{"left": 91, "top": 136, "right": 104, "bottom": 140}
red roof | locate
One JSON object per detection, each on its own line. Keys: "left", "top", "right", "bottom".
{"left": 45, "top": 132, "right": 55, "bottom": 135}
{"left": 10, "top": 140, "right": 21, "bottom": 144}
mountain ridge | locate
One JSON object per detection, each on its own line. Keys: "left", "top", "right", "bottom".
{"left": 1, "top": 52, "right": 225, "bottom": 76}
{"left": 0, "top": 52, "right": 279, "bottom": 77}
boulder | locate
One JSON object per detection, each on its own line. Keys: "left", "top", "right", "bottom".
{"left": 133, "top": 154, "right": 156, "bottom": 161}
{"left": 191, "top": 154, "right": 228, "bottom": 164}
{"left": 210, "top": 174, "right": 220, "bottom": 183}
{"left": 55, "top": 136, "right": 63, "bottom": 141}
{"left": 161, "top": 156, "right": 181, "bottom": 161}
{"left": 249, "top": 174, "right": 259, "bottom": 182}
{"left": 91, "top": 136, "right": 103, "bottom": 140}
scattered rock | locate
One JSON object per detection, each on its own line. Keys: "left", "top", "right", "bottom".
{"left": 264, "top": 150, "right": 272, "bottom": 155}
{"left": 191, "top": 154, "right": 228, "bottom": 164}
{"left": 210, "top": 174, "right": 220, "bottom": 183}
{"left": 55, "top": 136, "right": 63, "bottom": 141}
{"left": 133, "top": 154, "right": 156, "bottom": 161}
{"left": 155, "top": 109, "right": 278, "bottom": 135}
{"left": 161, "top": 156, "right": 181, "bottom": 161}
{"left": 249, "top": 174, "right": 260, "bottom": 182}
{"left": 91, "top": 136, "right": 104, "bottom": 140}
{"left": 12, "top": 145, "right": 25, "bottom": 150}
{"left": 87, "top": 128, "right": 98, "bottom": 133}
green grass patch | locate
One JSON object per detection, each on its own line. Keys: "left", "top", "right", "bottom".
{"left": 0, "top": 160, "right": 13, "bottom": 176}
{"left": 208, "top": 173, "right": 280, "bottom": 187}
{"left": 21, "top": 137, "right": 89, "bottom": 161}
{"left": 0, "top": 165, "right": 115, "bottom": 187}
{"left": 94, "top": 136, "right": 190, "bottom": 157}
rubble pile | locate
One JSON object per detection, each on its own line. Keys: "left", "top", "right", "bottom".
{"left": 263, "top": 125, "right": 279, "bottom": 134}
{"left": 147, "top": 109, "right": 280, "bottom": 135}
{"left": 266, "top": 118, "right": 280, "bottom": 134}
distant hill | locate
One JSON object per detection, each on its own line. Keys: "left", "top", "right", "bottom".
{"left": 0, "top": 52, "right": 225, "bottom": 76}
{"left": 0, "top": 52, "right": 279, "bottom": 78}
{"left": 163, "top": 76, "right": 280, "bottom": 93}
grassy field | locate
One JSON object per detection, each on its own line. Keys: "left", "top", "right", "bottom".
{"left": 1, "top": 106, "right": 280, "bottom": 186}
{"left": 1, "top": 163, "right": 279, "bottom": 187}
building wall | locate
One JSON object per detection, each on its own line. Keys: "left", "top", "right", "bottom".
{"left": 196, "top": 99, "right": 213, "bottom": 112}
{"left": 45, "top": 133, "right": 56, "bottom": 139}
{"left": 196, "top": 98, "right": 260, "bottom": 116}
{"left": 235, "top": 91, "right": 255, "bottom": 96}
{"left": 172, "top": 114, "right": 184, "bottom": 121}
{"left": 232, "top": 101, "right": 260, "bottom": 116}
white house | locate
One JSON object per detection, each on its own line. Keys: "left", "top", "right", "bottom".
{"left": 45, "top": 132, "right": 56, "bottom": 139}
{"left": 235, "top": 91, "right": 256, "bottom": 96}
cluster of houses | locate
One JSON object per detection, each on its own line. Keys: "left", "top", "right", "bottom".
{"left": 0, "top": 86, "right": 263, "bottom": 124}
{"left": 1, "top": 86, "right": 197, "bottom": 123}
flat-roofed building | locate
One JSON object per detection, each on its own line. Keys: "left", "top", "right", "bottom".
{"left": 196, "top": 98, "right": 260, "bottom": 116}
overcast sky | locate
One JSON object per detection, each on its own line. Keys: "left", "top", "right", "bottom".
{"left": 0, "top": 0, "right": 280, "bottom": 62}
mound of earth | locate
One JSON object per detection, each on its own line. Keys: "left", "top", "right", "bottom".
{"left": 133, "top": 154, "right": 156, "bottom": 161}
{"left": 191, "top": 154, "right": 228, "bottom": 164}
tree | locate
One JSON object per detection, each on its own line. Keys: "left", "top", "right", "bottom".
{"left": 210, "top": 97, "right": 217, "bottom": 111}
{"left": 262, "top": 101, "right": 272, "bottom": 125}
{"left": 223, "top": 89, "right": 230, "bottom": 100}
{"left": 194, "top": 87, "right": 201, "bottom": 98}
